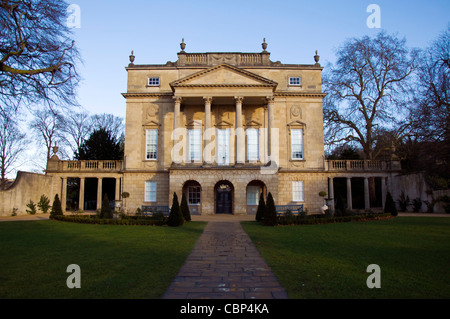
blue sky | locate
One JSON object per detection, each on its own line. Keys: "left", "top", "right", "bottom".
{"left": 9, "top": 0, "right": 450, "bottom": 176}
{"left": 69, "top": 0, "right": 450, "bottom": 119}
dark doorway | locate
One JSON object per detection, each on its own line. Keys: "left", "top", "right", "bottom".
{"left": 66, "top": 178, "right": 80, "bottom": 211}
{"left": 84, "top": 178, "right": 98, "bottom": 210}
{"left": 215, "top": 181, "right": 233, "bottom": 214}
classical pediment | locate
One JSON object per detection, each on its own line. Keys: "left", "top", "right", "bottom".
{"left": 170, "top": 64, "right": 277, "bottom": 89}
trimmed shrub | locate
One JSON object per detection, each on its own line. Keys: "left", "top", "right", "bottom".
{"left": 50, "top": 194, "right": 63, "bottom": 218}
{"left": 255, "top": 193, "right": 266, "bottom": 222}
{"left": 384, "top": 191, "right": 398, "bottom": 216}
{"left": 263, "top": 192, "right": 277, "bottom": 226}
{"left": 180, "top": 192, "right": 191, "bottom": 221}
{"left": 168, "top": 192, "right": 184, "bottom": 227}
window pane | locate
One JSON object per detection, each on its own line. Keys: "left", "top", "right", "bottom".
{"left": 148, "top": 77, "right": 160, "bottom": 86}
{"left": 291, "top": 129, "right": 303, "bottom": 159}
{"left": 289, "top": 77, "right": 301, "bottom": 85}
{"left": 146, "top": 129, "right": 158, "bottom": 159}
{"left": 145, "top": 181, "right": 157, "bottom": 202}
{"left": 292, "top": 181, "right": 304, "bottom": 202}
{"left": 189, "top": 129, "right": 201, "bottom": 161}
{"left": 247, "top": 186, "right": 260, "bottom": 205}
{"left": 217, "top": 129, "right": 229, "bottom": 165}
{"left": 188, "top": 186, "right": 201, "bottom": 204}
{"left": 247, "top": 128, "right": 259, "bottom": 161}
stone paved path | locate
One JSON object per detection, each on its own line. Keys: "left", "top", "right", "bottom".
{"left": 162, "top": 221, "right": 288, "bottom": 299}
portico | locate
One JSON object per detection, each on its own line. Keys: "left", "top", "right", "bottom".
{"left": 169, "top": 63, "right": 277, "bottom": 166}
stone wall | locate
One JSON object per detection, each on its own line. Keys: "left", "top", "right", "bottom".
{"left": 389, "top": 172, "right": 448, "bottom": 213}
{"left": 0, "top": 171, "right": 57, "bottom": 216}
{"left": 278, "top": 171, "right": 328, "bottom": 213}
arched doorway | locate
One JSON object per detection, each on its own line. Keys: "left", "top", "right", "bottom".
{"left": 215, "top": 181, "right": 234, "bottom": 214}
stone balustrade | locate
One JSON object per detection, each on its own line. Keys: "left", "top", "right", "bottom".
{"left": 47, "top": 159, "right": 123, "bottom": 172}
{"left": 325, "top": 160, "right": 401, "bottom": 171}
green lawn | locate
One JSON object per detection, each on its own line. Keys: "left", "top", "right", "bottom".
{"left": 242, "top": 217, "right": 450, "bottom": 299}
{"left": 0, "top": 220, "right": 206, "bottom": 299}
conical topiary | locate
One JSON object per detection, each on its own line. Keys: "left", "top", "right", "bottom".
{"left": 168, "top": 192, "right": 184, "bottom": 227}
{"left": 180, "top": 192, "right": 191, "bottom": 222}
{"left": 263, "top": 192, "right": 277, "bottom": 226}
{"left": 384, "top": 191, "right": 398, "bottom": 216}
{"left": 50, "top": 194, "right": 63, "bottom": 219}
{"left": 255, "top": 192, "right": 266, "bottom": 222}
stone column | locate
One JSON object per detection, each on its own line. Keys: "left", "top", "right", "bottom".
{"left": 173, "top": 96, "right": 182, "bottom": 164}
{"left": 115, "top": 177, "right": 121, "bottom": 204}
{"left": 61, "top": 177, "right": 67, "bottom": 213}
{"left": 79, "top": 177, "right": 85, "bottom": 211}
{"left": 328, "top": 177, "right": 335, "bottom": 214}
{"left": 266, "top": 96, "right": 274, "bottom": 162}
{"left": 235, "top": 96, "right": 245, "bottom": 165}
{"left": 346, "top": 177, "right": 352, "bottom": 210}
{"left": 203, "top": 97, "right": 213, "bottom": 165}
{"left": 364, "top": 177, "right": 370, "bottom": 210}
{"left": 381, "top": 176, "right": 387, "bottom": 208}
{"left": 96, "top": 177, "right": 103, "bottom": 210}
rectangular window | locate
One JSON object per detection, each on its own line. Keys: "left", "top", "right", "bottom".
{"left": 188, "top": 129, "right": 201, "bottom": 161}
{"left": 292, "top": 181, "right": 304, "bottom": 202}
{"left": 148, "top": 77, "right": 160, "bottom": 86}
{"left": 291, "top": 129, "right": 303, "bottom": 159}
{"left": 217, "top": 129, "right": 230, "bottom": 165}
{"left": 246, "top": 128, "right": 259, "bottom": 161}
{"left": 247, "top": 186, "right": 260, "bottom": 205}
{"left": 146, "top": 129, "right": 158, "bottom": 160}
{"left": 289, "top": 77, "right": 301, "bottom": 86}
{"left": 145, "top": 181, "right": 157, "bottom": 202}
{"left": 188, "top": 186, "right": 201, "bottom": 204}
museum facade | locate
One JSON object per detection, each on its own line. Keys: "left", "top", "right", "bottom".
{"left": 43, "top": 40, "right": 400, "bottom": 216}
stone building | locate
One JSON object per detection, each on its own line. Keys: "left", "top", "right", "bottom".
{"left": 36, "top": 40, "right": 401, "bottom": 216}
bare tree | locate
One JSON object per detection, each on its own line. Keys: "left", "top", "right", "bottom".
{"left": 0, "top": 108, "right": 28, "bottom": 189}
{"left": 90, "top": 113, "right": 124, "bottom": 141}
{"left": 63, "top": 111, "right": 92, "bottom": 158}
{"left": 0, "top": 0, "right": 80, "bottom": 113}
{"left": 30, "top": 107, "right": 66, "bottom": 160}
{"left": 412, "top": 25, "right": 450, "bottom": 142}
{"left": 323, "top": 32, "right": 419, "bottom": 159}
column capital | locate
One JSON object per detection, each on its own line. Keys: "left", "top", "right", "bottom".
{"left": 234, "top": 96, "right": 244, "bottom": 104}
{"left": 203, "top": 96, "right": 213, "bottom": 104}
{"left": 173, "top": 96, "right": 183, "bottom": 103}
{"left": 266, "top": 96, "right": 275, "bottom": 104}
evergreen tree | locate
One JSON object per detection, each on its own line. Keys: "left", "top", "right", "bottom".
{"left": 75, "top": 128, "right": 123, "bottom": 160}
{"left": 100, "top": 194, "right": 113, "bottom": 219}
{"left": 180, "top": 193, "right": 191, "bottom": 222}
{"left": 37, "top": 194, "right": 51, "bottom": 214}
{"left": 263, "top": 192, "right": 277, "bottom": 226}
{"left": 255, "top": 193, "right": 266, "bottom": 222}
{"left": 168, "top": 193, "right": 184, "bottom": 227}
{"left": 50, "top": 194, "right": 63, "bottom": 219}
{"left": 384, "top": 191, "right": 398, "bottom": 216}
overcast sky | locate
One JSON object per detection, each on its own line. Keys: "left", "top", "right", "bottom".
{"left": 10, "top": 0, "right": 450, "bottom": 177}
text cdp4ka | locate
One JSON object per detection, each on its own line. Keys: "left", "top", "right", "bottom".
{"left": 180, "top": 303, "right": 269, "bottom": 316}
